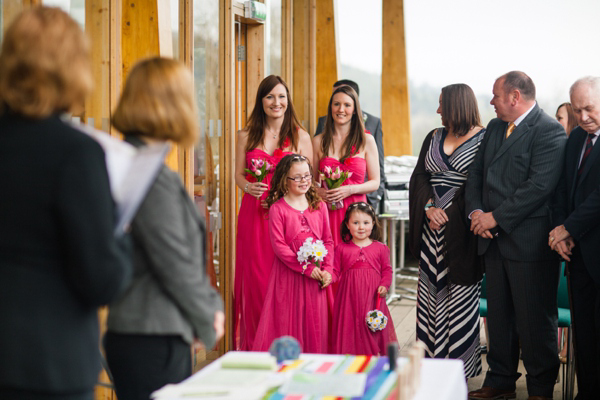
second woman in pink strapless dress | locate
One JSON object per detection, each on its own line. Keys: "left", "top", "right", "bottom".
{"left": 312, "top": 85, "right": 380, "bottom": 247}
{"left": 234, "top": 76, "right": 313, "bottom": 350}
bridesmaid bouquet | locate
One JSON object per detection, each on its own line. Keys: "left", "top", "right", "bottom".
{"left": 366, "top": 296, "right": 388, "bottom": 332}
{"left": 297, "top": 237, "right": 328, "bottom": 272}
{"left": 320, "top": 165, "right": 353, "bottom": 210}
{"left": 245, "top": 158, "right": 273, "bottom": 182}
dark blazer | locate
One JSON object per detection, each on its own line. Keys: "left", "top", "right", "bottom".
{"left": 315, "top": 111, "right": 386, "bottom": 206}
{"left": 552, "top": 126, "right": 600, "bottom": 283}
{"left": 0, "top": 112, "right": 132, "bottom": 394}
{"left": 107, "top": 136, "right": 223, "bottom": 349}
{"left": 465, "top": 104, "right": 566, "bottom": 261}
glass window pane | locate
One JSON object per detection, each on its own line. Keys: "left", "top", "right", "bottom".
{"left": 43, "top": 0, "right": 85, "bottom": 29}
{"left": 170, "top": 0, "right": 179, "bottom": 60}
{"left": 266, "top": 0, "right": 281, "bottom": 76}
{"left": 192, "top": 0, "right": 221, "bottom": 370}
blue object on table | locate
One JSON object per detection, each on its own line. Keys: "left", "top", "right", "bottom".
{"left": 269, "top": 336, "right": 301, "bottom": 363}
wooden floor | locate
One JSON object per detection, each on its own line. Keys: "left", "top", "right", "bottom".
{"left": 390, "top": 274, "right": 572, "bottom": 399}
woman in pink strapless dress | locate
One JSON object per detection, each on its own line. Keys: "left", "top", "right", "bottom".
{"left": 312, "top": 84, "right": 381, "bottom": 247}
{"left": 233, "top": 75, "right": 313, "bottom": 350}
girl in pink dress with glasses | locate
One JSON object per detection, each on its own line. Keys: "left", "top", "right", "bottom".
{"left": 331, "top": 202, "right": 397, "bottom": 355}
{"left": 234, "top": 76, "right": 313, "bottom": 350}
{"left": 312, "top": 85, "right": 380, "bottom": 248}
{"left": 252, "top": 154, "right": 334, "bottom": 353}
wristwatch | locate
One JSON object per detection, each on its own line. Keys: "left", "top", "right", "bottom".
{"left": 424, "top": 202, "right": 434, "bottom": 211}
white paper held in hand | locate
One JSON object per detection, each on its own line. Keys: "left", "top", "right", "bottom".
{"left": 72, "top": 123, "right": 169, "bottom": 236}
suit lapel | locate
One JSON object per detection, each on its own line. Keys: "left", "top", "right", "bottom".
{"left": 490, "top": 122, "right": 529, "bottom": 165}
{"left": 489, "top": 105, "right": 540, "bottom": 166}
{"left": 577, "top": 133, "right": 600, "bottom": 185}
{"left": 569, "top": 130, "right": 587, "bottom": 198}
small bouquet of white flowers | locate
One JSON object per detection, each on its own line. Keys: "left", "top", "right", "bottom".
{"left": 366, "top": 295, "right": 388, "bottom": 332}
{"left": 297, "top": 237, "right": 328, "bottom": 273}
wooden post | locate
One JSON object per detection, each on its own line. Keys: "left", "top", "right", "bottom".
{"left": 292, "top": 0, "right": 316, "bottom": 133}
{"left": 84, "top": 0, "right": 111, "bottom": 133}
{"left": 122, "top": 0, "right": 184, "bottom": 175}
{"left": 281, "top": 0, "right": 293, "bottom": 86}
{"left": 315, "top": 0, "right": 338, "bottom": 123}
{"left": 382, "top": 0, "right": 411, "bottom": 155}
{"left": 246, "top": 23, "right": 264, "bottom": 116}
{"left": 292, "top": 0, "right": 308, "bottom": 128}
{"left": 222, "top": 0, "right": 235, "bottom": 353}
{"left": 1, "top": 0, "right": 22, "bottom": 36}
{"left": 308, "top": 0, "right": 316, "bottom": 135}
{"left": 178, "top": 0, "right": 193, "bottom": 195}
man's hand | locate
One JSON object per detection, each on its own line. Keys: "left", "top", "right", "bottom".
{"left": 549, "top": 225, "right": 571, "bottom": 249}
{"left": 471, "top": 211, "right": 497, "bottom": 238}
{"left": 554, "top": 237, "right": 575, "bottom": 261}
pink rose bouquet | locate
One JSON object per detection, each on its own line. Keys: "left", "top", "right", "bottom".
{"left": 245, "top": 158, "right": 273, "bottom": 183}
{"left": 320, "top": 165, "right": 353, "bottom": 210}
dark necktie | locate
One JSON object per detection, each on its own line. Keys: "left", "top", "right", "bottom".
{"left": 578, "top": 133, "right": 597, "bottom": 177}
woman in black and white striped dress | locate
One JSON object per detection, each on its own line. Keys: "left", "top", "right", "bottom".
{"left": 409, "top": 83, "right": 486, "bottom": 378}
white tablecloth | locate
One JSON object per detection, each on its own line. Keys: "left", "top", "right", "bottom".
{"left": 153, "top": 351, "right": 466, "bottom": 400}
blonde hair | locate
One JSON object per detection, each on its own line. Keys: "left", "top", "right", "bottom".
{"left": 0, "top": 7, "right": 92, "bottom": 117}
{"left": 112, "top": 57, "right": 198, "bottom": 146}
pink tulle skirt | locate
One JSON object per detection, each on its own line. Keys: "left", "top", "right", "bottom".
{"left": 331, "top": 265, "right": 397, "bottom": 355}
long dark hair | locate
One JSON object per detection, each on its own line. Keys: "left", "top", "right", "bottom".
{"left": 340, "top": 201, "right": 382, "bottom": 242}
{"left": 266, "top": 154, "right": 322, "bottom": 211}
{"left": 245, "top": 75, "right": 304, "bottom": 152}
{"left": 320, "top": 85, "right": 366, "bottom": 162}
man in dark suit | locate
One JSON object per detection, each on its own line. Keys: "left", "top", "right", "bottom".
{"left": 550, "top": 76, "right": 600, "bottom": 400}
{"left": 466, "top": 71, "right": 566, "bottom": 400}
{"left": 315, "top": 79, "right": 386, "bottom": 212}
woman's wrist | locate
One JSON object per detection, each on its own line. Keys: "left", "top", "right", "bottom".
{"left": 244, "top": 182, "right": 250, "bottom": 193}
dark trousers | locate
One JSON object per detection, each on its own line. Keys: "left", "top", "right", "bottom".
{"left": 482, "top": 242, "right": 559, "bottom": 397}
{"left": 568, "top": 247, "right": 600, "bottom": 400}
{"left": 104, "top": 332, "right": 192, "bottom": 400}
{"left": 0, "top": 388, "right": 93, "bottom": 400}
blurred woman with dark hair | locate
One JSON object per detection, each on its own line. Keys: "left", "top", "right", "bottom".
{"left": 409, "top": 83, "right": 485, "bottom": 378}
{"left": 0, "top": 7, "right": 131, "bottom": 399}
{"left": 556, "top": 102, "right": 578, "bottom": 136}
{"left": 234, "top": 75, "right": 313, "bottom": 350}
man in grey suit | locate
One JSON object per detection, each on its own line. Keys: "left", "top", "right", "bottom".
{"left": 315, "top": 79, "right": 386, "bottom": 212}
{"left": 466, "top": 71, "right": 566, "bottom": 400}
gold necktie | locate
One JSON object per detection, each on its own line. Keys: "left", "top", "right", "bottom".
{"left": 506, "top": 122, "right": 516, "bottom": 138}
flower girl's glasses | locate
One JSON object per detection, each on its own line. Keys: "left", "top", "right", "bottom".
{"left": 287, "top": 174, "right": 312, "bottom": 183}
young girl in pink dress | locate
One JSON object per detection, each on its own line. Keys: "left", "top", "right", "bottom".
{"left": 331, "top": 202, "right": 397, "bottom": 355}
{"left": 252, "top": 154, "right": 334, "bottom": 354}
{"left": 312, "top": 85, "right": 380, "bottom": 247}
{"left": 234, "top": 76, "right": 313, "bottom": 350}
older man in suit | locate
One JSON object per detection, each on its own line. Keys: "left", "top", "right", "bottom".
{"left": 315, "top": 79, "right": 387, "bottom": 212}
{"left": 466, "top": 71, "right": 566, "bottom": 400}
{"left": 550, "top": 76, "right": 600, "bottom": 400}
